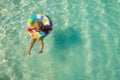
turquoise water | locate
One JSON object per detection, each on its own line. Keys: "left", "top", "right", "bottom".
{"left": 0, "top": 0, "right": 120, "bottom": 80}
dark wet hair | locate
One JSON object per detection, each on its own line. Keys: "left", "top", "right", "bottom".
{"left": 35, "top": 19, "right": 44, "bottom": 30}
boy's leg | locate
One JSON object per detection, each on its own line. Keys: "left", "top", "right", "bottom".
{"left": 27, "top": 38, "right": 36, "bottom": 55}
{"left": 39, "top": 38, "right": 44, "bottom": 53}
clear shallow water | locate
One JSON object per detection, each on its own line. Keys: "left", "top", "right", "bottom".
{"left": 0, "top": 0, "right": 120, "bottom": 80}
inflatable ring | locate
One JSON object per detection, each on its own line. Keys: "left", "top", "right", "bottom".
{"left": 27, "top": 14, "right": 52, "bottom": 39}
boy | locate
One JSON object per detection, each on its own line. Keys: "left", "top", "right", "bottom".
{"left": 26, "top": 20, "right": 52, "bottom": 55}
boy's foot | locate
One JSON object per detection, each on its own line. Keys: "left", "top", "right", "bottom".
{"left": 39, "top": 50, "right": 43, "bottom": 54}
{"left": 27, "top": 50, "right": 31, "bottom": 55}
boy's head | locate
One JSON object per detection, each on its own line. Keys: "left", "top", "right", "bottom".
{"left": 34, "top": 19, "right": 44, "bottom": 30}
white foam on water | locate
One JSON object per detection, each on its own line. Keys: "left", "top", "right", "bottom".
{"left": 60, "top": 0, "right": 69, "bottom": 30}
{"left": 79, "top": 2, "right": 93, "bottom": 79}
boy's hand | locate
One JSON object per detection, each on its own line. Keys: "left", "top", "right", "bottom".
{"left": 30, "top": 32, "right": 34, "bottom": 36}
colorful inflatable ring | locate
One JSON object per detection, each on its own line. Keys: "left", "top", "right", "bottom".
{"left": 27, "top": 14, "right": 52, "bottom": 39}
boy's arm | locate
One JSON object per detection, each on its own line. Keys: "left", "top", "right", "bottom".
{"left": 26, "top": 26, "right": 35, "bottom": 36}
{"left": 26, "top": 26, "right": 35, "bottom": 33}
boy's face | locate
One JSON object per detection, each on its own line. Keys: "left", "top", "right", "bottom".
{"left": 34, "top": 22, "right": 42, "bottom": 31}
{"left": 35, "top": 23, "right": 40, "bottom": 28}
